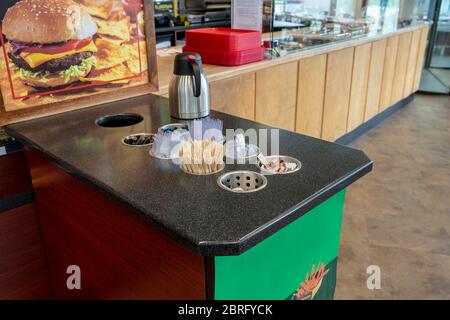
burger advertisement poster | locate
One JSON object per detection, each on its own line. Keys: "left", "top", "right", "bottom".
{"left": 0, "top": 0, "right": 157, "bottom": 112}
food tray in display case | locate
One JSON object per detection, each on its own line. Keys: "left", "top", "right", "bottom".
{"left": 266, "top": 0, "right": 428, "bottom": 55}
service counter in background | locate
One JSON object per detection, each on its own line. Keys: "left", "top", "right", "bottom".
{"left": 156, "top": 24, "right": 429, "bottom": 142}
{"left": 1, "top": 24, "right": 429, "bottom": 142}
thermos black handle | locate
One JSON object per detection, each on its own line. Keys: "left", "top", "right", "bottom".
{"left": 188, "top": 57, "right": 202, "bottom": 98}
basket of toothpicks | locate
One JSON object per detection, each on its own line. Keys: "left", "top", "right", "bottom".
{"left": 179, "top": 140, "right": 225, "bottom": 175}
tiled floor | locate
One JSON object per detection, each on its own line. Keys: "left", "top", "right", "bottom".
{"left": 335, "top": 94, "right": 450, "bottom": 300}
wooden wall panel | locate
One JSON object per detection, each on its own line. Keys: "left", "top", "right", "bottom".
{"left": 365, "top": 39, "right": 387, "bottom": 122}
{"left": 296, "top": 55, "right": 327, "bottom": 138}
{"left": 347, "top": 43, "right": 371, "bottom": 131}
{"left": 322, "top": 48, "right": 354, "bottom": 141}
{"left": 379, "top": 36, "right": 400, "bottom": 112}
{"left": 413, "top": 26, "right": 430, "bottom": 91}
{"left": 210, "top": 73, "right": 256, "bottom": 120}
{"left": 391, "top": 32, "right": 413, "bottom": 105}
{"left": 404, "top": 29, "right": 422, "bottom": 97}
{"left": 0, "top": 151, "right": 32, "bottom": 199}
{"left": 255, "top": 62, "right": 298, "bottom": 131}
{"left": 0, "top": 203, "right": 52, "bottom": 299}
{"left": 27, "top": 149, "right": 206, "bottom": 300}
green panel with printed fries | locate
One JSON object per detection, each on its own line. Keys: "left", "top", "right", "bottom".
{"left": 214, "top": 190, "right": 346, "bottom": 300}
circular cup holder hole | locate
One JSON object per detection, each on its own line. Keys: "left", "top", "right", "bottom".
{"left": 257, "top": 155, "right": 302, "bottom": 175}
{"left": 218, "top": 171, "right": 268, "bottom": 193}
{"left": 158, "top": 123, "right": 189, "bottom": 134}
{"left": 122, "top": 133, "right": 155, "bottom": 147}
{"left": 96, "top": 113, "right": 143, "bottom": 128}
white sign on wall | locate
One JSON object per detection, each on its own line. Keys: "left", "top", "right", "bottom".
{"left": 232, "top": 0, "right": 263, "bottom": 31}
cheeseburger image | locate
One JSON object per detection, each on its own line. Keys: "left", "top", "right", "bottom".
{"left": 2, "top": 0, "right": 98, "bottom": 88}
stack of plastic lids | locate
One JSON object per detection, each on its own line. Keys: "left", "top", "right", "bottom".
{"left": 183, "top": 28, "right": 264, "bottom": 66}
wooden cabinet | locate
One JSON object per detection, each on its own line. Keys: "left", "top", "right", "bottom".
{"left": 379, "top": 35, "right": 400, "bottom": 112}
{"left": 322, "top": 48, "right": 354, "bottom": 141}
{"left": 347, "top": 44, "right": 371, "bottom": 131}
{"left": 365, "top": 39, "right": 387, "bottom": 122}
{"left": 296, "top": 55, "right": 327, "bottom": 138}
{"left": 391, "top": 32, "right": 413, "bottom": 105}
{"left": 27, "top": 149, "right": 206, "bottom": 299}
{"left": 0, "top": 203, "right": 52, "bottom": 299}
{"left": 210, "top": 73, "right": 256, "bottom": 120}
{"left": 205, "top": 27, "right": 427, "bottom": 143}
{"left": 0, "top": 151, "right": 51, "bottom": 299}
{"left": 413, "top": 26, "right": 430, "bottom": 92}
{"left": 255, "top": 62, "right": 298, "bottom": 131}
{"left": 404, "top": 29, "right": 422, "bottom": 97}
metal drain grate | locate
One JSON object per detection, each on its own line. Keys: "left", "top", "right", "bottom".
{"left": 217, "top": 171, "right": 267, "bottom": 193}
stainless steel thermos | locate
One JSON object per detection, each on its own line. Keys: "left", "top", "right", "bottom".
{"left": 169, "top": 52, "right": 210, "bottom": 120}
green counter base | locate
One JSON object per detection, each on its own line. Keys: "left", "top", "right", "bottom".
{"left": 213, "top": 190, "right": 346, "bottom": 300}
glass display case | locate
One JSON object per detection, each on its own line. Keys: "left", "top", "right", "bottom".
{"left": 264, "top": 0, "right": 432, "bottom": 56}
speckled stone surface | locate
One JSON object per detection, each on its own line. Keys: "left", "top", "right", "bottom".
{"left": 6, "top": 94, "right": 372, "bottom": 256}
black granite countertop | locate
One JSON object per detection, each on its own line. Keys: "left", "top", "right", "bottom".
{"left": 6, "top": 94, "right": 372, "bottom": 256}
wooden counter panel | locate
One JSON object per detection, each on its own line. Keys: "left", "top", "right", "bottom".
{"left": 413, "top": 26, "right": 430, "bottom": 91}
{"left": 404, "top": 29, "right": 422, "bottom": 97}
{"left": 391, "top": 32, "right": 413, "bottom": 105}
{"left": 379, "top": 35, "right": 400, "bottom": 112}
{"left": 27, "top": 149, "right": 206, "bottom": 300}
{"left": 347, "top": 43, "right": 371, "bottom": 132}
{"left": 296, "top": 55, "right": 327, "bottom": 138}
{"left": 365, "top": 39, "right": 387, "bottom": 122}
{"left": 0, "top": 203, "right": 52, "bottom": 299}
{"left": 255, "top": 62, "right": 298, "bottom": 131}
{"left": 322, "top": 48, "right": 354, "bottom": 141}
{"left": 0, "top": 151, "right": 32, "bottom": 199}
{"left": 210, "top": 73, "right": 256, "bottom": 120}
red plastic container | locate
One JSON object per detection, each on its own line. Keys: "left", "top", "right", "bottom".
{"left": 183, "top": 45, "right": 265, "bottom": 66}
{"left": 185, "top": 28, "right": 262, "bottom": 52}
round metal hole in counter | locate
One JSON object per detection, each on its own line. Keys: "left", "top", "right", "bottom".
{"left": 257, "top": 155, "right": 302, "bottom": 175}
{"left": 158, "top": 123, "right": 188, "bottom": 133}
{"left": 96, "top": 113, "right": 143, "bottom": 128}
{"left": 122, "top": 133, "right": 155, "bottom": 147}
{"left": 217, "top": 171, "right": 267, "bottom": 193}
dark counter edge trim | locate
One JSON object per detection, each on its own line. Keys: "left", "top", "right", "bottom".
{"left": 6, "top": 127, "right": 373, "bottom": 257}
{"left": 0, "top": 189, "right": 35, "bottom": 213}
{"left": 204, "top": 257, "right": 215, "bottom": 300}
{"left": 0, "top": 140, "right": 24, "bottom": 156}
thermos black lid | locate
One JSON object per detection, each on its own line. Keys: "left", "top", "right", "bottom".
{"left": 173, "top": 52, "right": 203, "bottom": 76}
